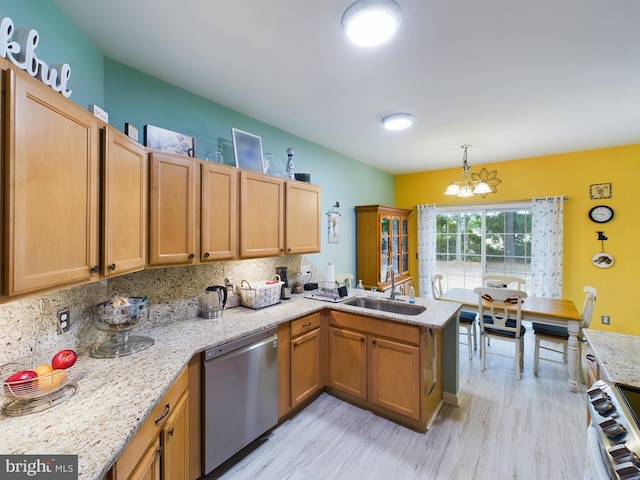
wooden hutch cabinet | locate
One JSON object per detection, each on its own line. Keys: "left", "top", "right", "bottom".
{"left": 355, "top": 205, "right": 412, "bottom": 293}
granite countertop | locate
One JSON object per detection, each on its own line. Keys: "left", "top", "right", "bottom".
{"left": 583, "top": 329, "right": 640, "bottom": 387}
{"left": 0, "top": 293, "right": 460, "bottom": 480}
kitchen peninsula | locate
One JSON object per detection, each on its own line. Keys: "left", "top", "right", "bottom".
{"left": 0, "top": 294, "right": 460, "bottom": 480}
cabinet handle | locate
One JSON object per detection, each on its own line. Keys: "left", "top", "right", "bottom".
{"left": 204, "top": 252, "right": 210, "bottom": 258}
{"left": 168, "top": 427, "right": 174, "bottom": 437}
{"left": 90, "top": 265, "right": 99, "bottom": 274}
{"left": 303, "top": 322, "right": 312, "bottom": 328}
{"left": 188, "top": 253, "right": 195, "bottom": 260}
{"left": 154, "top": 403, "right": 170, "bottom": 424}
{"left": 293, "top": 342, "right": 298, "bottom": 348}
{"left": 586, "top": 354, "right": 596, "bottom": 362}
{"left": 108, "top": 263, "right": 116, "bottom": 271}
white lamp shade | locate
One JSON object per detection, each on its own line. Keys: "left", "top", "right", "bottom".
{"left": 457, "top": 185, "right": 474, "bottom": 197}
{"left": 444, "top": 183, "right": 460, "bottom": 195}
{"left": 342, "top": 0, "right": 402, "bottom": 47}
{"left": 473, "top": 182, "right": 492, "bottom": 194}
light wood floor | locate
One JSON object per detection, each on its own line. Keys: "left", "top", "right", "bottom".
{"left": 215, "top": 324, "right": 587, "bottom": 479}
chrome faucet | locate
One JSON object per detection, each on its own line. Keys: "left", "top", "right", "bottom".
{"left": 386, "top": 266, "right": 396, "bottom": 301}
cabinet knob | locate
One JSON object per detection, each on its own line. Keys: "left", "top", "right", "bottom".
{"left": 280, "top": 248, "right": 284, "bottom": 253}
{"left": 293, "top": 342, "right": 298, "bottom": 348}
{"left": 204, "top": 252, "right": 210, "bottom": 258}
{"left": 372, "top": 340, "right": 377, "bottom": 346}
{"left": 90, "top": 265, "right": 99, "bottom": 274}
{"left": 168, "top": 427, "right": 174, "bottom": 437}
{"left": 188, "top": 253, "right": 195, "bottom": 260}
{"left": 360, "top": 337, "right": 365, "bottom": 343}
{"left": 108, "top": 263, "right": 116, "bottom": 271}
{"left": 288, "top": 248, "right": 292, "bottom": 253}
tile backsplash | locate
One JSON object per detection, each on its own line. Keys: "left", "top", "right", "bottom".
{"left": 0, "top": 256, "right": 312, "bottom": 365}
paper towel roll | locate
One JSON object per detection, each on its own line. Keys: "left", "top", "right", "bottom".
{"left": 325, "top": 263, "right": 335, "bottom": 284}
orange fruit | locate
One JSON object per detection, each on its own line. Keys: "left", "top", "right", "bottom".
{"left": 35, "top": 364, "right": 66, "bottom": 393}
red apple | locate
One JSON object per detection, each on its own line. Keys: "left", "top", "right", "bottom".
{"left": 51, "top": 349, "right": 77, "bottom": 370}
{"left": 4, "top": 369, "right": 38, "bottom": 397}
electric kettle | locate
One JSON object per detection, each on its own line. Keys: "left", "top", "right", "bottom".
{"left": 200, "top": 285, "right": 228, "bottom": 319}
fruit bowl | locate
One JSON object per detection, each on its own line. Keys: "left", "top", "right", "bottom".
{"left": 93, "top": 296, "right": 149, "bottom": 330}
{"left": 90, "top": 296, "right": 154, "bottom": 358}
{"left": 1, "top": 350, "right": 80, "bottom": 416}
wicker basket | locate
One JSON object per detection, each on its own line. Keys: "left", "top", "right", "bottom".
{"left": 238, "top": 276, "right": 284, "bottom": 309}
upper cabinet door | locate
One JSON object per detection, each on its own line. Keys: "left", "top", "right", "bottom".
{"left": 239, "top": 171, "right": 284, "bottom": 258}
{"left": 285, "top": 181, "right": 321, "bottom": 255}
{"left": 101, "top": 126, "right": 148, "bottom": 277}
{"left": 148, "top": 152, "right": 198, "bottom": 266}
{"left": 200, "top": 162, "right": 238, "bottom": 261}
{"left": 3, "top": 68, "right": 99, "bottom": 296}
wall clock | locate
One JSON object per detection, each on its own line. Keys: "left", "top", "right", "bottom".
{"left": 588, "top": 205, "right": 614, "bottom": 223}
{"left": 590, "top": 183, "right": 612, "bottom": 199}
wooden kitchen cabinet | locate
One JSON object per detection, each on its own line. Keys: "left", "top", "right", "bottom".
{"left": 3, "top": 67, "right": 100, "bottom": 296}
{"left": 369, "top": 335, "right": 420, "bottom": 420}
{"left": 239, "top": 171, "right": 284, "bottom": 258}
{"left": 290, "top": 313, "right": 323, "bottom": 408}
{"left": 355, "top": 205, "right": 412, "bottom": 293}
{"left": 100, "top": 125, "right": 147, "bottom": 277}
{"left": 285, "top": 181, "right": 321, "bottom": 255}
{"left": 328, "top": 326, "right": 367, "bottom": 399}
{"left": 148, "top": 152, "right": 198, "bottom": 266}
{"left": 110, "top": 368, "right": 189, "bottom": 480}
{"left": 200, "top": 162, "right": 238, "bottom": 261}
{"left": 328, "top": 310, "right": 427, "bottom": 426}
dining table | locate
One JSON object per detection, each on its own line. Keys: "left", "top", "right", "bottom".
{"left": 439, "top": 287, "right": 582, "bottom": 392}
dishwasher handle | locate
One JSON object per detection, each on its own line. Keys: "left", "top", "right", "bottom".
{"left": 204, "top": 327, "right": 278, "bottom": 363}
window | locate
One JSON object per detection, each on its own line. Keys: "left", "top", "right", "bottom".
{"left": 435, "top": 204, "right": 532, "bottom": 293}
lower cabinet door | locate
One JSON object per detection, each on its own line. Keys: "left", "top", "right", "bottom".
{"left": 161, "top": 391, "right": 189, "bottom": 480}
{"left": 328, "top": 327, "right": 366, "bottom": 399}
{"left": 291, "top": 328, "right": 321, "bottom": 407}
{"left": 130, "top": 438, "right": 161, "bottom": 480}
{"left": 369, "top": 336, "right": 421, "bottom": 420}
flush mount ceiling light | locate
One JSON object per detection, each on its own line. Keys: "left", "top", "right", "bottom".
{"left": 342, "top": 0, "right": 402, "bottom": 47}
{"left": 382, "top": 112, "right": 414, "bottom": 130}
{"left": 444, "top": 145, "right": 493, "bottom": 197}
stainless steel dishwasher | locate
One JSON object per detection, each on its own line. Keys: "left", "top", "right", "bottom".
{"left": 202, "top": 326, "right": 278, "bottom": 475}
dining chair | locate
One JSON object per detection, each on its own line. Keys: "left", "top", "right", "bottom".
{"left": 432, "top": 274, "right": 477, "bottom": 360}
{"left": 474, "top": 286, "right": 528, "bottom": 380}
{"left": 532, "top": 286, "right": 597, "bottom": 376}
{"left": 483, "top": 274, "right": 526, "bottom": 290}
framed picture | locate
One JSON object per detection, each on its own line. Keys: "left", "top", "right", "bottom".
{"left": 144, "top": 124, "right": 196, "bottom": 157}
{"left": 592, "top": 252, "right": 614, "bottom": 268}
{"left": 232, "top": 128, "right": 264, "bottom": 173}
{"left": 590, "top": 183, "right": 612, "bottom": 199}
{"left": 328, "top": 212, "right": 340, "bottom": 244}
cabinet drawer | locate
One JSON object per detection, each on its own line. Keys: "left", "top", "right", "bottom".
{"left": 330, "top": 310, "right": 419, "bottom": 345}
{"left": 114, "top": 367, "right": 188, "bottom": 479}
{"left": 291, "top": 313, "right": 321, "bottom": 338}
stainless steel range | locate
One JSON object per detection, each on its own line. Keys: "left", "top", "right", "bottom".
{"left": 586, "top": 380, "right": 640, "bottom": 479}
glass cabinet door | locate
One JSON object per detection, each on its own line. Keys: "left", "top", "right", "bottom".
{"left": 380, "top": 216, "right": 390, "bottom": 283}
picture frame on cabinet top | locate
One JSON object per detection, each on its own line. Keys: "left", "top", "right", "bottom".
{"left": 232, "top": 128, "right": 264, "bottom": 173}
{"left": 144, "top": 124, "right": 196, "bottom": 158}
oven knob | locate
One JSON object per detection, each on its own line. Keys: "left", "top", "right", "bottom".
{"left": 592, "top": 397, "right": 616, "bottom": 415}
{"left": 614, "top": 462, "right": 640, "bottom": 479}
{"left": 600, "top": 418, "right": 627, "bottom": 440}
{"left": 609, "top": 444, "right": 640, "bottom": 466}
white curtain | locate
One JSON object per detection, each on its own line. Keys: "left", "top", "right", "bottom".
{"left": 416, "top": 204, "right": 437, "bottom": 298}
{"left": 531, "top": 196, "right": 564, "bottom": 298}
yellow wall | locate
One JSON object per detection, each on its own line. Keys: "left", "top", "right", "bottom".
{"left": 395, "top": 144, "right": 639, "bottom": 334}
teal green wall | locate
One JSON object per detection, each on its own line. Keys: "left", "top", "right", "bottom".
{"left": 0, "top": 0, "right": 104, "bottom": 109}
{"left": 1, "top": 0, "right": 395, "bottom": 279}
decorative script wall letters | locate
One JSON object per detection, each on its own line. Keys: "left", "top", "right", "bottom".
{"left": 0, "top": 16, "right": 72, "bottom": 97}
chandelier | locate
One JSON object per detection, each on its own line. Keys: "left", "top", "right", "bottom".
{"left": 444, "top": 145, "right": 492, "bottom": 197}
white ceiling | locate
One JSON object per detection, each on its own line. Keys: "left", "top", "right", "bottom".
{"left": 52, "top": 0, "right": 640, "bottom": 174}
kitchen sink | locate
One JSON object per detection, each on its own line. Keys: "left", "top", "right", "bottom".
{"left": 343, "top": 297, "right": 426, "bottom": 316}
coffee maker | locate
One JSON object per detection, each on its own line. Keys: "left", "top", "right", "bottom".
{"left": 276, "top": 267, "right": 291, "bottom": 299}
